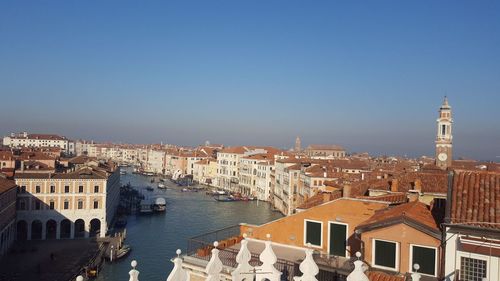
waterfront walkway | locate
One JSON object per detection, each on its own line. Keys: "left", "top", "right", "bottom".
{"left": 0, "top": 239, "right": 100, "bottom": 281}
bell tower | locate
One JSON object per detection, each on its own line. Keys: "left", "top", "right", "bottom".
{"left": 435, "top": 96, "right": 453, "bottom": 169}
{"left": 295, "top": 136, "right": 302, "bottom": 152}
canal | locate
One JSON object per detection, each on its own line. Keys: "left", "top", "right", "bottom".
{"left": 96, "top": 170, "right": 283, "bottom": 281}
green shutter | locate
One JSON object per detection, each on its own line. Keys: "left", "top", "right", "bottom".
{"left": 329, "top": 223, "right": 347, "bottom": 257}
{"left": 412, "top": 246, "right": 436, "bottom": 276}
{"left": 306, "top": 221, "right": 322, "bottom": 246}
{"left": 374, "top": 240, "right": 396, "bottom": 269}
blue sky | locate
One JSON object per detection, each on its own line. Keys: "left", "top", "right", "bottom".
{"left": 0, "top": 1, "right": 499, "bottom": 160}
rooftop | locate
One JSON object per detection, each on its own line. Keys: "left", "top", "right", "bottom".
{"left": 448, "top": 170, "right": 500, "bottom": 230}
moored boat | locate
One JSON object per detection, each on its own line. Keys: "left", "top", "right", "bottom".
{"left": 153, "top": 197, "right": 166, "bottom": 212}
{"left": 214, "top": 195, "right": 236, "bottom": 202}
{"left": 158, "top": 183, "right": 166, "bottom": 189}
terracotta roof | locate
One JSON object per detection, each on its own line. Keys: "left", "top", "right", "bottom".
{"left": 329, "top": 159, "right": 371, "bottom": 170}
{"left": 296, "top": 191, "right": 342, "bottom": 209}
{"left": 0, "top": 151, "right": 14, "bottom": 161}
{"left": 15, "top": 165, "right": 112, "bottom": 180}
{"left": 68, "top": 155, "right": 97, "bottom": 164}
{"left": 366, "top": 271, "right": 405, "bottom": 281}
{"left": 448, "top": 170, "right": 500, "bottom": 230}
{"left": 219, "top": 146, "right": 249, "bottom": 154}
{"left": 18, "top": 151, "right": 56, "bottom": 161}
{"left": 357, "top": 201, "right": 441, "bottom": 235}
{"left": 305, "top": 144, "right": 345, "bottom": 151}
{"left": 368, "top": 171, "right": 448, "bottom": 194}
{"left": 10, "top": 133, "right": 67, "bottom": 140}
{"left": 357, "top": 193, "right": 408, "bottom": 204}
{"left": 0, "top": 178, "right": 16, "bottom": 194}
{"left": 452, "top": 160, "right": 500, "bottom": 172}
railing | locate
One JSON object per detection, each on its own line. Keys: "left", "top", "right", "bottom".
{"left": 186, "top": 239, "right": 298, "bottom": 280}
{"left": 188, "top": 225, "right": 241, "bottom": 250}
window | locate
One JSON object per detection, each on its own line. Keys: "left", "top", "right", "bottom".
{"left": 77, "top": 200, "right": 83, "bottom": 209}
{"left": 94, "top": 186, "right": 99, "bottom": 193}
{"left": 18, "top": 200, "right": 26, "bottom": 210}
{"left": 329, "top": 222, "right": 347, "bottom": 257}
{"left": 35, "top": 186, "right": 41, "bottom": 193}
{"left": 49, "top": 201, "right": 55, "bottom": 210}
{"left": 63, "top": 201, "right": 69, "bottom": 209}
{"left": 441, "top": 124, "right": 446, "bottom": 136}
{"left": 93, "top": 200, "right": 99, "bottom": 209}
{"left": 460, "top": 257, "right": 487, "bottom": 281}
{"left": 35, "top": 201, "right": 41, "bottom": 210}
{"left": 50, "top": 185, "right": 55, "bottom": 193}
{"left": 78, "top": 186, "right": 84, "bottom": 193}
{"left": 410, "top": 245, "right": 436, "bottom": 276}
{"left": 373, "top": 239, "right": 398, "bottom": 270}
{"left": 304, "top": 220, "right": 322, "bottom": 247}
{"left": 64, "top": 185, "right": 70, "bottom": 193}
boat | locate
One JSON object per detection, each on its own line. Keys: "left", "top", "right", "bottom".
{"left": 114, "top": 245, "right": 132, "bottom": 260}
{"left": 146, "top": 186, "right": 154, "bottom": 191}
{"left": 158, "top": 183, "right": 166, "bottom": 189}
{"left": 153, "top": 197, "right": 166, "bottom": 212}
{"left": 120, "top": 170, "right": 127, "bottom": 175}
{"left": 211, "top": 190, "right": 227, "bottom": 195}
{"left": 214, "top": 196, "right": 236, "bottom": 202}
{"left": 181, "top": 188, "right": 189, "bottom": 192}
{"left": 159, "top": 178, "right": 165, "bottom": 182}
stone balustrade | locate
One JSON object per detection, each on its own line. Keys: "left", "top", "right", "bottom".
{"left": 74, "top": 234, "right": 424, "bottom": 281}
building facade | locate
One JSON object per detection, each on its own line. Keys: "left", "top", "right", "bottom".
{"left": 14, "top": 163, "right": 120, "bottom": 240}
{"left": 3, "top": 132, "right": 75, "bottom": 155}
{"left": 0, "top": 178, "right": 17, "bottom": 256}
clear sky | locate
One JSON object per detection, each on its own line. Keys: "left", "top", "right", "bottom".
{"left": 0, "top": 1, "right": 499, "bottom": 160}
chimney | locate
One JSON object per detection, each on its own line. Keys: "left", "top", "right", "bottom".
{"left": 343, "top": 185, "right": 351, "bottom": 198}
{"left": 322, "top": 192, "right": 331, "bottom": 203}
{"left": 407, "top": 192, "right": 419, "bottom": 202}
{"left": 390, "top": 179, "right": 399, "bottom": 192}
{"left": 414, "top": 179, "right": 422, "bottom": 193}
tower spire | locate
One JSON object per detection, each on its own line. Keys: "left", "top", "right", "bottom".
{"left": 435, "top": 97, "right": 453, "bottom": 170}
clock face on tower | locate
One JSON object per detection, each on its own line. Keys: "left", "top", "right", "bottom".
{"left": 438, "top": 153, "right": 448, "bottom": 161}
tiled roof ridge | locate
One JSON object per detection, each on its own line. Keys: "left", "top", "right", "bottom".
{"left": 357, "top": 200, "right": 441, "bottom": 233}
{"left": 449, "top": 170, "right": 500, "bottom": 229}
{"left": 366, "top": 270, "right": 405, "bottom": 281}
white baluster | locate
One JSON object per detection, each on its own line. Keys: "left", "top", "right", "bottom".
{"left": 206, "top": 241, "right": 223, "bottom": 281}
{"left": 293, "top": 244, "right": 319, "bottom": 281}
{"left": 346, "top": 252, "right": 369, "bottom": 281}
{"left": 129, "top": 260, "right": 140, "bottom": 281}
{"left": 255, "top": 234, "right": 281, "bottom": 281}
{"left": 232, "top": 234, "right": 254, "bottom": 281}
{"left": 166, "top": 249, "right": 190, "bottom": 281}
{"left": 411, "top": 264, "right": 421, "bottom": 281}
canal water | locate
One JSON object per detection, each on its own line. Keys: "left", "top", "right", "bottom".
{"left": 96, "top": 170, "right": 283, "bottom": 281}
